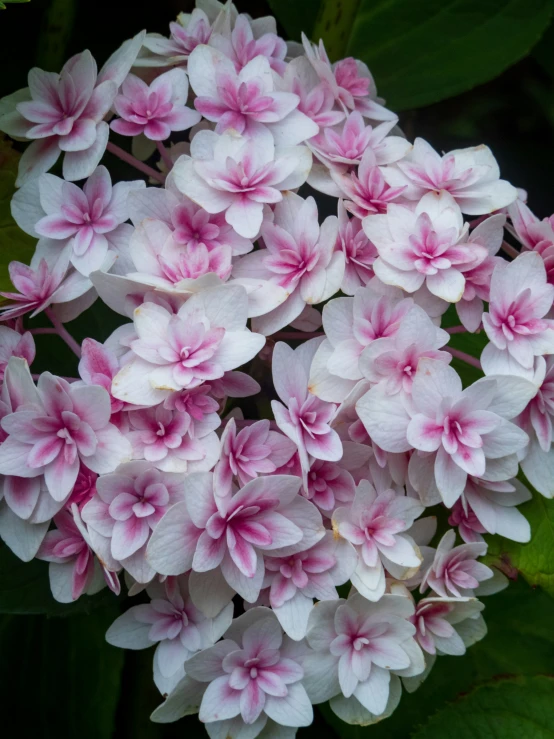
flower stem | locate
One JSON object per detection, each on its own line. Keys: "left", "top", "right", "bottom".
{"left": 156, "top": 140, "right": 174, "bottom": 171}
{"left": 501, "top": 240, "right": 520, "bottom": 259}
{"left": 271, "top": 331, "right": 324, "bottom": 341}
{"left": 106, "top": 142, "right": 166, "bottom": 184}
{"left": 29, "top": 327, "right": 57, "bottom": 335}
{"left": 446, "top": 346, "right": 482, "bottom": 370}
{"left": 45, "top": 308, "right": 81, "bottom": 358}
{"left": 446, "top": 325, "right": 468, "bottom": 335}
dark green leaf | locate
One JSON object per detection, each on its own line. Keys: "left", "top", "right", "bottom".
{"left": 412, "top": 676, "right": 554, "bottom": 738}
{"left": 0, "top": 543, "right": 121, "bottom": 616}
{"left": 36, "top": 0, "right": 76, "bottom": 72}
{"left": 0, "top": 0, "right": 30, "bottom": 8}
{"left": 0, "top": 604, "right": 124, "bottom": 738}
{"left": 267, "top": 0, "right": 322, "bottom": 41}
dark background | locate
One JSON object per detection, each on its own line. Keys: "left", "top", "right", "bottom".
{"left": 1, "top": 2, "right": 554, "bottom": 738}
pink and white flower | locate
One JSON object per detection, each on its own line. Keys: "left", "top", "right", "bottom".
{"left": 383, "top": 139, "right": 517, "bottom": 215}
{"left": 173, "top": 128, "right": 312, "bottom": 239}
{"left": 0, "top": 327, "right": 35, "bottom": 380}
{"left": 138, "top": 8, "right": 213, "bottom": 67}
{"left": 111, "top": 68, "right": 201, "bottom": 141}
{"left": 106, "top": 575, "right": 233, "bottom": 694}
{"left": 210, "top": 14, "right": 288, "bottom": 75}
{"left": 335, "top": 205, "right": 378, "bottom": 295}
{"left": 411, "top": 597, "right": 486, "bottom": 656}
{"left": 185, "top": 608, "right": 313, "bottom": 728}
{"left": 333, "top": 480, "right": 423, "bottom": 601}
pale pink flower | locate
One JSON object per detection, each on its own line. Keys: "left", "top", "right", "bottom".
{"left": 509, "top": 199, "right": 554, "bottom": 285}
{"left": 302, "top": 36, "right": 396, "bottom": 122}
{"left": 332, "top": 149, "right": 406, "bottom": 219}
{"left": 139, "top": 9, "right": 213, "bottom": 66}
{"left": 111, "top": 68, "right": 201, "bottom": 140}
{"left": 303, "top": 593, "right": 424, "bottom": 719}
{"left": 304, "top": 458, "right": 356, "bottom": 513}
{"left": 164, "top": 384, "right": 220, "bottom": 436}
{"left": 188, "top": 45, "right": 317, "bottom": 144}
{"left": 173, "top": 128, "right": 312, "bottom": 239}
{"left": 481, "top": 251, "right": 554, "bottom": 375}
{"left": 0, "top": 370, "right": 131, "bottom": 500}
{"left": 81, "top": 461, "right": 185, "bottom": 582}
{"left": 336, "top": 205, "right": 378, "bottom": 295}
{"left": 333, "top": 480, "right": 423, "bottom": 601}
{"left": 420, "top": 529, "right": 493, "bottom": 598}
{"left": 0, "top": 327, "right": 35, "bottom": 380}
{"left": 448, "top": 477, "right": 531, "bottom": 543}
{"left": 111, "top": 285, "right": 265, "bottom": 407}
{"left": 271, "top": 341, "right": 343, "bottom": 476}
{"left": 185, "top": 609, "right": 313, "bottom": 727}
{"left": 0, "top": 37, "right": 144, "bottom": 185}
{"left": 147, "top": 473, "right": 323, "bottom": 605}
{"left": 411, "top": 597, "right": 485, "bottom": 656}
{"left": 283, "top": 56, "right": 346, "bottom": 129}
{"left": 214, "top": 418, "right": 296, "bottom": 495}
{"left": 128, "top": 403, "right": 219, "bottom": 473}
{"left": 37, "top": 505, "right": 120, "bottom": 602}
{"left": 383, "top": 138, "right": 517, "bottom": 215}
{"left": 210, "top": 14, "right": 288, "bottom": 75}
{"left": 106, "top": 575, "right": 233, "bottom": 694}
{"left": 366, "top": 191, "right": 487, "bottom": 303}
{"left": 79, "top": 338, "right": 124, "bottom": 414}
{"left": 233, "top": 192, "right": 343, "bottom": 335}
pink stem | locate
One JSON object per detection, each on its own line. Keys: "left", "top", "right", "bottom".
{"left": 107, "top": 142, "right": 166, "bottom": 184}
{"left": 446, "top": 325, "right": 468, "bottom": 335}
{"left": 45, "top": 308, "right": 81, "bottom": 358}
{"left": 156, "top": 140, "right": 174, "bottom": 171}
{"left": 501, "top": 240, "right": 520, "bottom": 259}
{"left": 271, "top": 331, "right": 324, "bottom": 340}
{"left": 29, "top": 327, "right": 57, "bottom": 335}
{"left": 446, "top": 346, "right": 482, "bottom": 370}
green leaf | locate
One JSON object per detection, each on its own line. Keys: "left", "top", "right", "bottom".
{"left": 270, "top": 0, "right": 554, "bottom": 110}
{"left": 412, "top": 675, "right": 554, "bottom": 738}
{"left": 326, "top": 580, "right": 554, "bottom": 738}
{"left": 0, "top": 0, "right": 30, "bottom": 8}
{"left": 485, "top": 486, "right": 554, "bottom": 598}
{"left": 0, "top": 604, "right": 124, "bottom": 738}
{"left": 0, "top": 135, "right": 36, "bottom": 291}
{"left": 36, "top": 0, "right": 76, "bottom": 72}
{"left": 0, "top": 543, "right": 121, "bottom": 616}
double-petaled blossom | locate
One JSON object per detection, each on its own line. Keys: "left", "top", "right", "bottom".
{"left": 188, "top": 45, "right": 318, "bottom": 144}
{"left": 420, "top": 530, "right": 494, "bottom": 598}
{"left": 173, "top": 128, "right": 312, "bottom": 239}
{"left": 263, "top": 532, "right": 357, "bottom": 640}
{"left": 37, "top": 504, "right": 120, "bottom": 602}
{"left": 271, "top": 341, "right": 343, "bottom": 477}
{"left": 0, "top": 366, "right": 131, "bottom": 501}
{"left": 138, "top": 8, "right": 213, "bottom": 67}
{"left": 411, "top": 596, "right": 486, "bottom": 657}
{"left": 12, "top": 167, "right": 145, "bottom": 276}
{"left": 111, "top": 68, "right": 201, "bottom": 141}
{"left": 106, "top": 575, "right": 233, "bottom": 694}
{"left": 383, "top": 139, "right": 518, "bottom": 215}
{"left": 184, "top": 609, "right": 313, "bottom": 730}
{"left": 448, "top": 477, "right": 531, "bottom": 543}
{"left": 210, "top": 14, "right": 288, "bottom": 75}
{"left": 233, "top": 192, "right": 343, "bottom": 334}
{"left": 481, "top": 251, "right": 554, "bottom": 376}
{"left": 110, "top": 285, "right": 265, "bottom": 407}
{"left": 78, "top": 338, "right": 124, "bottom": 415}
{"left": 302, "top": 593, "right": 424, "bottom": 722}
{"left": 309, "top": 284, "right": 415, "bottom": 403}
{"left": 283, "top": 56, "right": 346, "bottom": 129}
{"left": 0, "top": 37, "right": 144, "bottom": 185}
{"left": 0, "top": 327, "right": 34, "bottom": 380}
{"left": 335, "top": 205, "right": 378, "bottom": 295}
{"left": 214, "top": 418, "right": 296, "bottom": 495}
{"left": 357, "top": 359, "right": 533, "bottom": 506}
{"left": 333, "top": 480, "right": 423, "bottom": 601}
{"left": 81, "top": 461, "right": 185, "bottom": 583}
{"left": 509, "top": 199, "right": 554, "bottom": 284}
{"left": 147, "top": 473, "right": 324, "bottom": 607}
{"left": 366, "top": 191, "right": 488, "bottom": 303}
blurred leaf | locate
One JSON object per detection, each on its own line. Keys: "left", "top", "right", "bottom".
{"left": 533, "top": 20, "right": 554, "bottom": 78}
{"left": 412, "top": 675, "right": 554, "bottom": 738}
{"left": 0, "top": 135, "right": 36, "bottom": 291}
{"left": 0, "top": 543, "right": 121, "bottom": 616}
{"left": 323, "top": 580, "right": 554, "bottom": 738}
{"left": 270, "top": 0, "right": 554, "bottom": 110}
{"left": 267, "top": 0, "right": 322, "bottom": 41}
{"left": 36, "top": 0, "right": 76, "bottom": 72}
{"left": 485, "top": 487, "right": 554, "bottom": 597}
{"left": 0, "top": 0, "right": 30, "bottom": 8}
{"left": 0, "top": 603, "right": 124, "bottom": 738}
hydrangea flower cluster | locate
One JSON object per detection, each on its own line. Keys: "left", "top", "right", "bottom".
{"left": 0, "top": 1, "right": 550, "bottom": 734}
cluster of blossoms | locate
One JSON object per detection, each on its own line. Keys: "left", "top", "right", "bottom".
{"left": 0, "top": 0, "right": 552, "bottom": 734}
